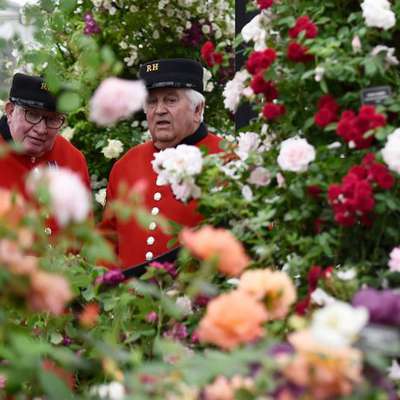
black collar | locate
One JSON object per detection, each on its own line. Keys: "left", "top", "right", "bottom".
{"left": 179, "top": 122, "right": 208, "bottom": 146}
{"left": 0, "top": 115, "right": 12, "bottom": 142}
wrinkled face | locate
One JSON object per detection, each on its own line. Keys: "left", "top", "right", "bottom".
{"left": 145, "top": 88, "right": 202, "bottom": 150}
{"left": 5, "top": 102, "right": 64, "bottom": 158}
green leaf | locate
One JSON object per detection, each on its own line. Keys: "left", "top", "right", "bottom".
{"left": 60, "top": 0, "right": 76, "bottom": 13}
{"left": 39, "top": 369, "right": 74, "bottom": 400}
{"left": 57, "top": 92, "right": 82, "bottom": 112}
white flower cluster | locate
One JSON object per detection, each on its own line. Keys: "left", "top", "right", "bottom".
{"left": 26, "top": 167, "right": 91, "bottom": 227}
{"left": 277, "top": 137, "right": 316, "bottom": 173}
{"left": 102, "top": 139, "right": 124, "bottom": 159}
{"left": 382, "top": 128, "right": 400, "bottom": 174}
{"left": 310, "top": 302, "right": 369, "bottom": 348}
{"left": 90, "top": 381, "right": 126, "bottom": 400}
{"left": 371, "top": 45, "right": 399, "bottom": 67}
{"left": 361, "top": 0, "right": 396, "bottom": 30}
{"left": 241, "top": 14, "right": 268, "bottom": 51}
{"left": 223, "top": 70, "right": 252, "bottom": 112}
{"left": 152, "top": 144, "right": 203, "bottom": 202}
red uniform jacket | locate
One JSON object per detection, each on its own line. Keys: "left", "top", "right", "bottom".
{"left": 0, "top": 135, "right": 90, "bottom": 197}
{"left": 100, "top": 126, "right": 222, "bottom": 268}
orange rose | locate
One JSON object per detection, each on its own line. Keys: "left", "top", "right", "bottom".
{"left": 28, "top": 271, "right": 73, "bottom": 315}
{"left": 79, "top": 303, "right": 100, "bottom": 328}
{"left": 238, "top": 269, "right": 296, "bottom": 320}
{"left": 180, "top": 226, "right": 250, "bottom": 276}
{"left": 197, "top": 290, "right": 268, "bottom": 350}
{"left": 281, "top": 330, "right": 363, "bottom": 400}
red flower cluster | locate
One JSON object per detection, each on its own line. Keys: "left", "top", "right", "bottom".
{"left": 295, "top": 265, "right": 333, "bottom": 315}
{"left": 336, "top": 105, "right": 386, "bottom": 149}
{"left": 314, "top": 95, "right": 340, "bottom": 128}
{"left": 328, "top": 154, "right": 394, "bottom": 227}
{"left": 286, "top": 16, "right": 317, "bottom": 63}
{"left": 262, "top": 102, "right": 286, "bottom": 120}
{"left": 289, "top": 16, "right": 318, "bottom": 39}
{"left": 246, "top": 48, "right": 277, "bottom": 75}
{"left": 201, "top": 41, "right": 223, "bottom": 67}
{"left": 250, "top": 73, "right": 278, "bottom": 100}
{"left": 287, "top": 41, "right": 314, "bottom": 63}
{"left": 257, "top": 0, "right": 274, "bottom": 10}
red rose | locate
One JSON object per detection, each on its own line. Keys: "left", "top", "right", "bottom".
{"left": 314, "top": 107, "right": 337, "bottom": 127}
{"left": 287, "top": 41, "right": 314, "bottom": 63}
{"left": 257, "top": 0, "right": 274, "bottom": 9}
{"left": 246, "top": 48, "right": 277, "bottom": 75}
{"left": 317, "top": 95, "right": 339, "bottom": 113}
{"left": 262, "top": 102, "right": 285, "bottom": 120}
{"left": 289, "top": 16, "right": 318, "bottom": 39}
{"left": 250, "top": 73, "right": 278, "bottom": 100}
{"left": 201, "top": 41, "right": 223, "bottom": 67}
{"left": 307, "top": 185, "right": 322, "bottom": 199}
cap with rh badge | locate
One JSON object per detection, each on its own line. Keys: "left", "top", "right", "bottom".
{"left": 9, "top": 73, "right": 57, "bottom": 112}
{"left": 139, "top": 58, "right": 204, "bottom": 94}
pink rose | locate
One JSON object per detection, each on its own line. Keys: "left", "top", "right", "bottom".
{"left": 89, "top": 77, "right": 147, "bottom": 126}
{"left": 277, "top": 137, "right": 316, "bottom": 172}
{"left": 248, "top": 167, "right": 271, "bottom": 187}
{"left": 388, "top": 247, "right": 400, "bottom": 272}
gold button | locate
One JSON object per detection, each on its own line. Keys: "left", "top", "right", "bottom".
{"left": 151, "top": 207, "right": 159, "bottom": 216}
{"left": 154, "top": 192, "right": 162, "bottom": 201}
{"left": 149, "top": 222, "right": 157, "bottom": 231}
{"left": 147, "top": 236, "right": 155, "bottom": 245}
{"left": 145, "top": 251, "right": 153, "bottom": 260}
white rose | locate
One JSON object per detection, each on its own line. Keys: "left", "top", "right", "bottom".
{"left": 236, "top": 131, "right": 261, "bottom": 161}
{"left": 277, "top": 137, "right": 316, "bottom": 173}
{"left": 247, "top": 167, "right": 271, "bottom": 187}
{"left": 371, "top": 45, "right": 399, "bottom": 66}
{"left": 61, "top": 127, "right": 75, "bottom": 141}
{"left": 102, "top": 139, "right": 124, "bottom": 159}
{"left": 89, "top": 77, "right": 147, "bottom": 126}
{"left": 310, "top": 301, "right": 368, "bottom": 348}
{"left": 26, "top": 167, "right": 91, "bottom": 227}
{"left": 241, "top": 185, "right": 253, "bottom": 201}
{"left": 361, "top": 0, "right": 396, "bottom": 30}
{"left": 310, "top": 288, "right": 337, "bottom": 307}
{"left": 223, "top": 70, "right": 250, "bottom": 113}
{"left": 382, "top": 129, "right": 400, "bottom": 174}
{"left": 176, "top": 296, "right": 193, "bottom": 317}
{"left": 241, "top": 14, "right": 266, "bottom": 51}
{"left": 95, "top": 188, "right": 107, "bottom": 207}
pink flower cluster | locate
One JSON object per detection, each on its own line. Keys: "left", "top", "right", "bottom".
{"left": 83, "top": 13, "right": 100, "bottom": 35}
{"left": 314, "top": 95, "right": 340, "bottom": 128}
{"left": 287, "top": 16, "right": 318, "bottom": 63}
{"left": 328, "top": 154, "right": 394, "bottom": 227}
{"left": 336, "top": 105, "right": 386, "bottom": 149}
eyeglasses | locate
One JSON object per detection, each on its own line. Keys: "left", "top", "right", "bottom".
{"left": 23, "top": 108, "right": 65, "bottom": 129}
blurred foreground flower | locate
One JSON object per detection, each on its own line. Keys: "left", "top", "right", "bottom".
{"left": 27, "top": 167, "right": 91, "bottom": 227}
{"left": 89, "top": 77, "right": 147, "bottom": 126}
{"left": 281, "top": 330, "right": 363, "bottom": 399}
{"left": 90, "top": 381, "right": 126, "bottom": 400}
{"left": 96, "top": 269, "right": 125, "bottom": 286}
{"left": 180, "top": 225, "right": 250, "bottom": 276}
{"left": 197, "top": 290, "right": 268, "bottom": 350}
{"left": 79, "top": 302, "right": 100, "bottom": 328}
{"left": 29, "top": 271, "right": 73, "bottom": 315}
{"left": 238, "top": 268, "right": 296, "bottom": 319}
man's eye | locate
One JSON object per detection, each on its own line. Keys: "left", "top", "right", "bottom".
{"left": 166, "top": 97, "right": 177, "bottom": 103}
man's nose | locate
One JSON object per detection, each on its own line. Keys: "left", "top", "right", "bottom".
{"left": 33, "top": 118, "right": 47, "bottom": 134}
{"left": 155, "top": 101, "right": 167, "bottom": 114}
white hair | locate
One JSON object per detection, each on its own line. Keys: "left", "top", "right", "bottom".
{"left": 143, "top": 88, "right": 205, "bottom": 121}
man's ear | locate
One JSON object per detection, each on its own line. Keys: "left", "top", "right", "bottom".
{"left": 5, "top": 101, "right": 15, "bottom": 121}
{"left": 194, "top": 102, "right": 204, "bottom": 124}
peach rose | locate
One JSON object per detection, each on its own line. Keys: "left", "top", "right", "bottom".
{"left": 197, "top": 290, "right": 268, "bottom": 350}
{"left": 0, "top": 240, "right": 38, "bottom": 276}
{"left": 0, "top": 188, "right": 26, "bottom": 226}
{"left": 238, "top": 269, "right": 296, "bottom": 320}
{"left": 281, "top": 330, "right": 363, "bottom": 400}
{"left": 28, "top": 271, "right": 73, "bottom": 315}
{"left": 180, "top": 226, "right": 251, "bottom": 276}
{"left": 204, "top": 376, "right": 234, "bottom": 400}
{"left": 79, "top": 303, "right": 100, "bottom": 328}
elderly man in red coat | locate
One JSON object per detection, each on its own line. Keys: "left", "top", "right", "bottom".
{"left": 100, "top": 59, "right": 222, "bottom": 269}
{"left": 0, "top": 73, "right": 90, "bottom": 197}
